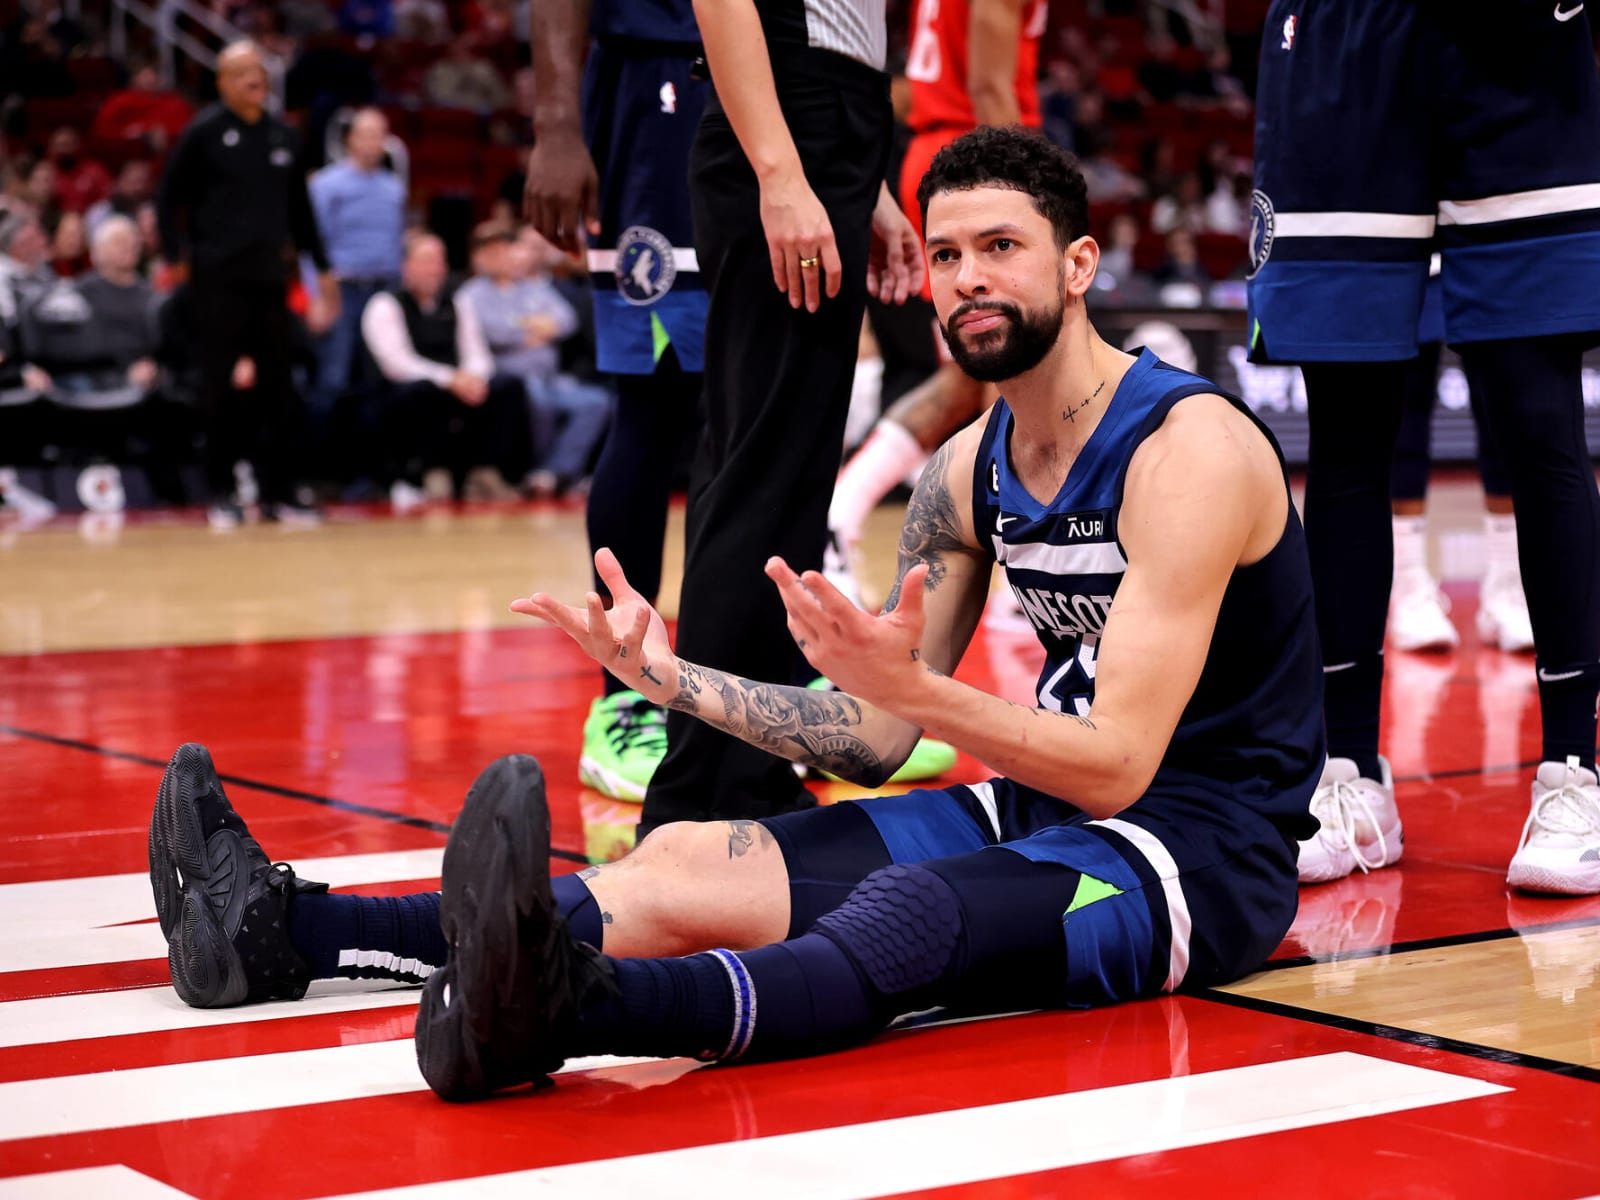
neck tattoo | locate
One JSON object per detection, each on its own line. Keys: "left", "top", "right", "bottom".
{"left": 1063, "top": 378, "right": 1105, "bottom": 424}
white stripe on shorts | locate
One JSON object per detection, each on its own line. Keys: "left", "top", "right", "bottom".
{"left": 1085, "top": 817, "right": 1192, "bottom": 992}
{"left": 1272, "top": 211, "right": 1437, "bottom": 240}
{"left": 1437, "top": 181, "right": 1600, "bottom": 226}
{"left": 586, "top": 248, "right": 700, "bottom": 273}
{"left": 966, "top": 781, "right": 1003, "bottom": 842}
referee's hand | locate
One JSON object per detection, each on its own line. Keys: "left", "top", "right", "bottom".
{"left": 758, "top": 168, "right": 840, "bottom": 313}
{"left": 867, "top": 184, "right": 924, "bottom": 305}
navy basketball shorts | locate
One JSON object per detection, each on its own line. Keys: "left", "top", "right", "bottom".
{"left": 582, "top": 46, "right": 709, "bottom": 374}
{"left": 1248, "top": 0, "right": 1600, "bottom": 363}
{"left": 762, "top": 779, "right": 1299, "bottom": 1009}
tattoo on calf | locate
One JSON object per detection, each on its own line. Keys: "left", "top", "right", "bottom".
{"left": 884, "top": 441, "right": 967, "bottom": 613}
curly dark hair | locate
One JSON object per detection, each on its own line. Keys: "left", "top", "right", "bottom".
{"left": 915, "top": 126, "right": 1089, "bottom": 250}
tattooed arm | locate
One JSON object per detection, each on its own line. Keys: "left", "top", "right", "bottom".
{"left": 880, "top": 429, "right": 992, "bottom": 673}
{"left": 663, "top": 664, "right": 912, "bottom": 786}
{"left": 662, "top": 425, "right": 991, "bottom": 783}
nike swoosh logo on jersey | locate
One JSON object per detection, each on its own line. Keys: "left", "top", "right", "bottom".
{"left": 997, "top": 514, "right": 1020, "bottom": 530}
{"left": 1538, "top": 666, "right": 1584, "bottom": 682}
{"left": 1555, "top": 3, "right": 1584, "bottom": 21}
{"left": 1323, "top": 661, "right": 1358, "bottom": 674}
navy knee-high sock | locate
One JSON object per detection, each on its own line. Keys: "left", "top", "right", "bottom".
{"left": 1460, "top": 335, "right": 1600, "bottom": 770}
{"left": 288, "top": 891, "right": 448, "bottom": 983}
{"left": 568, "top": 934, "right": 879, "bottom": 1063}
{"left": 1302, "top": 361, "right": 1409, "bottom": 780}
{"left": 288, "top": 874, "right": 607, "bottom": 982}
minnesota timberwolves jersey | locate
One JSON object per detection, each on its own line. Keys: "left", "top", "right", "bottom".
{"left": 970, "top": 349, "right": 1325, "bottom": 837}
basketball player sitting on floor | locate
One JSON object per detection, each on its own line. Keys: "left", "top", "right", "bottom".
{"left": 148, "top": 128, "right": 1326, "bottom": 1099}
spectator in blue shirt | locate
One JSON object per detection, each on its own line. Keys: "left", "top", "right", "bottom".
{"left": 459, "top": 222, "right": 610, "bottom": 496}
{"left": 305, "top": 108, "right": 406, "bottom": 477}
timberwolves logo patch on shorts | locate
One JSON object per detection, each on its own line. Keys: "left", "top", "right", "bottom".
{"left": 1247, "top": 189, "right": 1275, "bottom": 280}
{"left": 617, "top": 225, "right": 676, "bottom": 306}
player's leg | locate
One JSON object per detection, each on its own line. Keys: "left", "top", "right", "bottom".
{"left": 1388, "top": 340, "right": 1459, "bottom": 653}
{"left": 415, "top": 779, "right": 1051, "bottom": 1099}
{"left": 1249, "top": 0, "right": 1431, "bottom": 882}
{"left": 643, "top": 65, "right": 890, "bottom": 832}
{"left": 1434, "top": 5, "right": 1600, "bottom": 893}
{"left": 1462, "top": 362, "right": 1533, "bottom": 652}
{"left": 579, "top": 357, "right": 701, "bottom": 802}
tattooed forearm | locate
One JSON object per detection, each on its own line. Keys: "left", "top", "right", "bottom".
{"left": 667, "top": 662, "right": 891, "bottom": 785}
{"left": 884, "top": 440, "right": 969, "bottom": 613}
{"left": 639, "top": 664, "right": 662, "bottom": 685}
{"left": 1006, "top": 699, "right": 1096, "bottom": 731}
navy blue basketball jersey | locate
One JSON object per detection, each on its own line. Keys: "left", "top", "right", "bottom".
{"left": 970, "top": 349, "right": 1325, "bottom": 836}
{"left": 591, "top": 0, "right": 699, "bottom": 43}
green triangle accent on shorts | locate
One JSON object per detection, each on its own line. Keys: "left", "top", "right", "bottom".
{"left": 1065, "top": 873, "right": 1123, "bottom": 914}
{"left": 651, "top": 311, "right": 670, "bottom": 363}
{"left": 1250, "top": 317, "right": 1262, "bottom": 352}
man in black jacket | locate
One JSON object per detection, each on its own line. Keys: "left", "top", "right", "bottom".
{"left": 156, "top": 40, "right": 337, "bottom": 527}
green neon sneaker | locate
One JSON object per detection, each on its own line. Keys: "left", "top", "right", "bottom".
{"left": 578, "top": 690, "right": 668, "bottom": 802}
{"left": 805, "top": 677, "right": 958, "bottom": 783}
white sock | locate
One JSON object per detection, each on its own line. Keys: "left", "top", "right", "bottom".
{"left": 1484, "top": 512, "right": 1519, "bottom": 585}
{"left": 1392, "top": 514, "right": 1430, "bottom": 579}
{"left": 829, "top": 419, "right": 925, "bottom": 545}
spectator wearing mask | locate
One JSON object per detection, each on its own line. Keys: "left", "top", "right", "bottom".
{"left": 361, "top": 233, "right": 532, "bottom": 507}
{"left": 45, "top": 128, "right": 112, "bottom": 215}
{"left": 459, "top": 222, "right": 609, "bottom": 497}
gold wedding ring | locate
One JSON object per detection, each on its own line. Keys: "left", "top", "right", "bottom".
{"left": 798, "top": 255, "right": 821, "bottom": 268}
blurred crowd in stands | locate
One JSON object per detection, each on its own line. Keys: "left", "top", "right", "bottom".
{"left": 0, "top": 0, "right": 1271, "bottom": 517}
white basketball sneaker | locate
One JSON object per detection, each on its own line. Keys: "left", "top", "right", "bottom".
{"left": 1388, "top": 566, "right": 1458, "bottom": 652}
{"left": 1507, "top": 757, "right": 1600, "bottom": 895}
{"left": 1297, "top": 757, "right": 1404, "bottom": 884}
{"left": 1475, "top": 567, "right": 1535, "bottom": 654}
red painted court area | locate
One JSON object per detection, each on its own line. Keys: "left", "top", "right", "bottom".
{"left": 2, "top": 585, "right": 1597, "bottom": 1198}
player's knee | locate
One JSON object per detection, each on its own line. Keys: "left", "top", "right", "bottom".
{"left": 813, "top": 864, "right": 965, "bottom": 1002}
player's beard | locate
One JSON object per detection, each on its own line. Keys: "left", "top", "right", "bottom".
{"left": 939, "top": 287, "right": 1066, "bottom": 383}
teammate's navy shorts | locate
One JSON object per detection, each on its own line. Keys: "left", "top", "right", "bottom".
{"left": 762, "top": 777, "right": 1300, "bottom": 1007}
{"left": 582, "top": 44, "right": 708, "bottom": 374}
{"left": 1248, "top": 0, "right": 1600, "bottom": 363}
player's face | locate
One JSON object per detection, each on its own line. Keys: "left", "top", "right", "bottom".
{"left": 924, "top": 186, "right": 1068, "bottom": 383}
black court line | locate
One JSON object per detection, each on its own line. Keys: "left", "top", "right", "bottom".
{"left": 1393, "top": 757, "right": 1541, "bottom": 785}
{"left": 1200, "top": 988, "right": 1600, "bottom": 1084}
{"left": 0, "top": 722, "right": 593, "bottom": 866}
{"left": 1259, "top": 916, "right": 1600, "bottom": 973}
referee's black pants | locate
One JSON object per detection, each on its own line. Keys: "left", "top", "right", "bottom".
{"left": 641, "top": 52, "right": 892, "bottom": 834}
{"left": 190, "top": 271, "right": 302, "bottom": 507}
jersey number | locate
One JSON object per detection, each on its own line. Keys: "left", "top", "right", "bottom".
{"left": 906, "top": 0, "right": 942, "bottom": 83}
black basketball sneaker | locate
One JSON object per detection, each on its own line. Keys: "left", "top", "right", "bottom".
{"left": 414, "top": 754, "right": 615, "bottom": 1102}
{"left": 148, "top": 743, "right": 328, "bottom": 1008}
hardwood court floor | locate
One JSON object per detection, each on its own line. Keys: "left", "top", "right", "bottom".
{"left": 1, "top": 480, "right": 1596, "bottom": 1199}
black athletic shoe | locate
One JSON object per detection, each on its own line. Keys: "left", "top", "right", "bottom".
{"left": 414, "top": 754, "right": 615, "bottom": 1102}
{"left": 148, "top": 743, "right": 328, "bottom": 1008}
